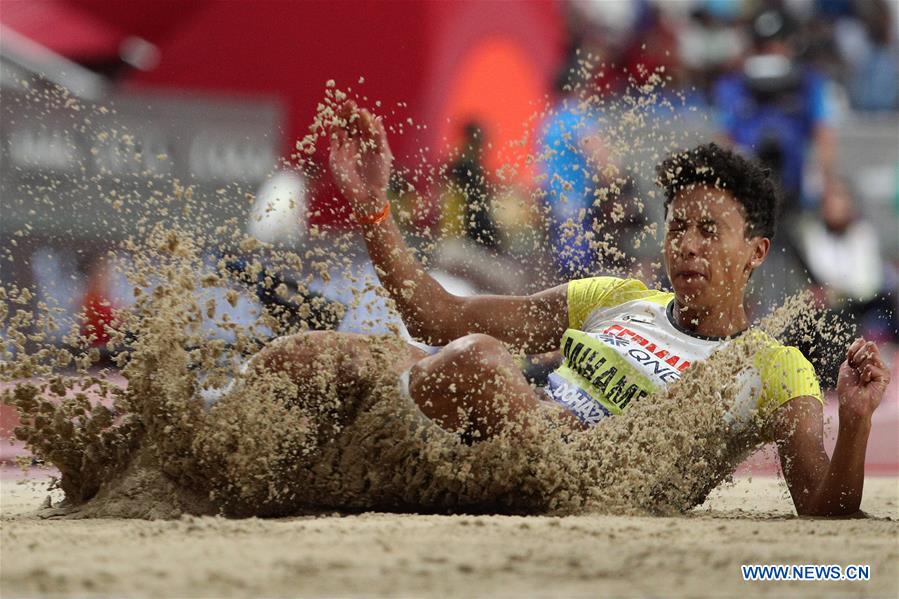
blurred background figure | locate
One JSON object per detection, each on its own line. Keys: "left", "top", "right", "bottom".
{"left": 538, "top": 41, "right": 604, "bottom": 280}
{"left": 841, "top": 0, "right": 898, "bottom": 112}
{"left": 796, "top": 180, "right": 898, "bottom": 343}
{"left": 678, "top": 0, "right": 747, "bottom": 98}
{"left": 439, "top": 121, "right": 499, "bottom": 249}
{"left": 810, "top": 0, "right": 899, "bottom": 112}
{"left": 431, "top": 121, "right": 521, "bottom": 296}
{"left": 81, "top": 257, "right": 115, "bottom": 348}
{"left": 713, "top": 5, "right": 837, "bottom": 214}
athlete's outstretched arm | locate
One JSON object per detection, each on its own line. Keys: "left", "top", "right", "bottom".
{"left": 329, "top": 102, "right": 567, "bottom": 352}
{"left": 773, "top": 339, "right": 890, "bottom": 516}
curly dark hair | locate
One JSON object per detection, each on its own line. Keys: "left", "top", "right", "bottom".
{"left": 655, "top": 143, "right": 780, "bottom": 239}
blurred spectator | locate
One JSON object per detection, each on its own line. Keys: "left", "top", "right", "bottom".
{"left": 798, "top": 180, "right": 882, "bottom": 301}
{"left": 566, "top": 0, "right": 638, "bottom": 62}
{"left": 432, "top": 123, "right": 526, "bottom": 295}
{"left": 537, "top": 44, "right": 605, "bottom": 279}
{"left": 796, "top": 180, "right": 898, "bottom": 342}
{"left": 80, "top": 257, "right": 117, "bottom": 349}
{"left": 621, "top": 3, "right": 709, "bottom": 114}
{"left": 713, "top": 6, "right": 838, "bottom": 212}
{"left": 439, "top": 121, "right": 499, "bottom": 248}
{"left": 621, "top": 1, "right": 681, "bottom": 88}
{"left": 678, "top": 2, "right": 747, "bottom": 96}
{"left": 833, "top": 0, "right": 899, "bottom": 111}
{"left": 388, "top": 170, "right": 432, "bottom": 237}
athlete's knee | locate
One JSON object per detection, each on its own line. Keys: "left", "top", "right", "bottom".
{"left": 443, "top": 333, "right": 509, "bottom": 369}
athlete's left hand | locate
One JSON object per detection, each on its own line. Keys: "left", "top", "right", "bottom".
{"left": 836, "top": 338, "right": 891, "bottom": 422}
{"left": 329, "top": 101, "right": 393, "bottom": 218}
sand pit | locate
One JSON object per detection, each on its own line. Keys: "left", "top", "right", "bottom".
{"left": 1, "top": 475, "right": 896, "bottom": 598}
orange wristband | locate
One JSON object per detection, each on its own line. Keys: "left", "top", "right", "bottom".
{"left": 355, "top": 202, "right": 391, "bottom": 227}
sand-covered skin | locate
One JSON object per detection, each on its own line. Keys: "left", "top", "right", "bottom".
{"left": 2, "top": 476, "right": 896, "bottom": 598}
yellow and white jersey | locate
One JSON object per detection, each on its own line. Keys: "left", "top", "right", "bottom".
{"left": 546, "top": 277, "right": 822, "bottom": 431}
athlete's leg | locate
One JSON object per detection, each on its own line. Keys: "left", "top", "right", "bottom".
{"left": 407, "top": 333, "right": 574, "bottom": 440}
{"left": 253, "top": 331, "right": 578, "bottom": 441}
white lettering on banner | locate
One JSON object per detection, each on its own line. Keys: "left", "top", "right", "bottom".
{"left": 8, "top": 128, "right": 78, "bottom": 171}
{"left": 93, "top": 134, "right": 173, "bottom": 176}
{"left": 189, "top": 132, "right": 275, "bottom": 182}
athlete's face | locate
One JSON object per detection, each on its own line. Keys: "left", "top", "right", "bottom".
{"left": 663, "top": 185, "right": 770, "bottom": 311}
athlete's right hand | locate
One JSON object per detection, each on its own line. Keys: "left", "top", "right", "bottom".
{"left": 329, "top": 101, "right": 393, "bottom": 218}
